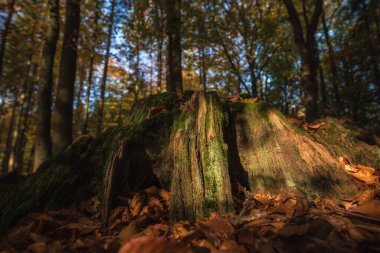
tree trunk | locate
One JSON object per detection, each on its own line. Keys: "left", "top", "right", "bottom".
{"left": 0, "top": 0, "right": 16, "bottom": 80}
{"left": 2, "top": 93, "right": 19, "bottom": 174}
{"left": 321, "top": 11, "right": 341, "bottom": 111}
{"left": 1, "top": 92, "right": 375, "bottom": 229}
{"left": 82, "top": 0, "right": 100, "bottom": 134}
{"left": 52, "top": 0, "right": 81, "bottom": 153}
{"left": 283, "top": 0, "right": 322, "bottom": 122}
{"left": 166, "top": 0, "right": 183, "bottom": 95}
{"left": 34, "top": 0, "right": 60, "bottom": 170}
{"left": 97, "top": 0, "right": 116, "bottom": 134}
{"left": 14, "top": 74, "right": 34, "bottom": 173}
{"left": 157, "top": 37, "right": 163, "bottom": 91}
{"left": 319, "top": 63, "right": 326, "bottom": 115}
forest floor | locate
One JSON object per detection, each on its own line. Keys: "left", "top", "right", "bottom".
{"left": 0, "top": 157, "right": 380, "bottom": 253}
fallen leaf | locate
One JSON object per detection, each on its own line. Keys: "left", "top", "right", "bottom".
{"left": 351, "top": 199, "right": 380, "bottom": 219}
{"left": 118, "top": 220, "right": 139, "bottom": 242}
{"left": 277, "top": 223, "right": 310, "bottom": 237}
{"left": 235, "top": 228, "right": 254, "bottom": 244}
{"left": 192, "top": 239, "right": 218, "bottom": 253}
{"left": 219, "top": 239, "right": 248, "bottom": 253}
{"left": 129, "top": 192, "right": 147, "bottom": 217}
{"left": 202, "top": 215, "right": 234, "bottom": 238}
{"left": 118, "top": 236, "right": 193, "bottom": 253}
{"left": 308, "top": 218, "right": 333, "bottom": 239}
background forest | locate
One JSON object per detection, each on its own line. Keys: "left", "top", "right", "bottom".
{"left": 0, "top": 0, "right": 379, "bottom": 175}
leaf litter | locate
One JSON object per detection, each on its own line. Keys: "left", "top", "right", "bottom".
{"left": 1, "top": 164, "right": 380, "bottom": 253}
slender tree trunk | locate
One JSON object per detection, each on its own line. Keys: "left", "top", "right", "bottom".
{"left": 199, "top": 45, "right": 207, "bottom": 91}
{"left": 166, "top": 0, "right": 183, "bottom": 95}
{"left": 321, "top": 11, "right": 341, "bottom": 111}
{"left": 248, "top": 62, "right": 258, "bottom": 97}
{"left": 283, "top": 0, "right": 322, "bottom": 122}
{"left": 0, "top": 0, "right": 16, "bottom": 79}
{"left": 75, "top": 70, "right": 85, "bottom": 128}
{"left": 319, "top": 64, "right": 326, "bottom": 115}
{"left": 82, "top": 0, "right": 100, "bottom": 134}
{"left": 97, "top": 0, "right": 116, "bottom": 134}
{"left": 52, "top": 0, "right": 81, "bottom": 153}
{"left": 157, "top": 37, "right": 163, "bottom": 91}
{"left": 83, "top": 67, "right": 93, "bottom": 134}
{"left": 34, "top": 0, "right": 60, "bottom": 169}
{"left": 364, "top": 16, "right": 380, "bottom": 94}
{"left": 14, "top": 71, "right": 35, "bottom": 172}
{"left": 0, "top": 95, "right": 7, "bottom": 146}
{"left": 2, "top": 93, "right": 19, "bottom": 174}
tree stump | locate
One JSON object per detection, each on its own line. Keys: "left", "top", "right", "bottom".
{"left": 1, "top": 91, "right": 379, "bottom": 228}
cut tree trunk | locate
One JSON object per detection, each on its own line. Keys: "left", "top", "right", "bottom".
{"left": 1, "top": 92, "right": 379, "bottom": 229}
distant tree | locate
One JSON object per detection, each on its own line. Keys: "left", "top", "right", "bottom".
{"left": 34, "top": 0, "right": 60, "bottom": 170}
{"left": 82, "top": 0, "right": 101, "bottom": 134}
{"left": 0, "top": 0, "right": 16, "bottom": 80}
{"left": 52, "top": 0, "right": 81, "bottom": 153}
{"left": 283, "top": 0, "right": 323, "bottom": 122}
{"left": 166, "top": 0, "right": 183, "bottom": 95}
{"left": 97, "top": 0, "right": 116, "bottom": 134}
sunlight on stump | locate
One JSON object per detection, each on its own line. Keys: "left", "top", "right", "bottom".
{"left": 229, "top": 102, "right": 358, "bottom": 198}
{"left": 169, "top": 92, "right": 234, "bottom": 222}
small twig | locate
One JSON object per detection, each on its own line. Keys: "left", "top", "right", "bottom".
{"left": 332, "top": 210, "right": 380, "bottom": 224}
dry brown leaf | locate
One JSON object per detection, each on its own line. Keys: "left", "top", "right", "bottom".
{"left": 109, "top": 206, "right": 129, "bottom": 224}
{"left": 338, "top": 156, "right": 379, "bottom": 183}
{"left": 129, "top": 192, "right": 147, "bottom": 217}
{"left": 277, "top": 223, "right": 310, "bottom": 237}
{"left": 144, "top": 186, "right": 160, "bottom": 196}
{"left": 4, "top": 222, "right": 35, "bottom": 245}
{"left": 192, "top": 239, "right": 218, "bottom": 253}
{"left": 219, "top": 239, "right": 248, "bottom": 253}
{"left": 308, "top": 218, "right": 333, "bottom": 239}
{"left": 308, "top": 122, "right": 326, "bottom": 129}
{"left": 287, "top": 118, "right": 304, "bottom": 126}
{"left": 341, "top": 189, "right": 377, "bottom": 210}
{"left": 244, "top": 97, "right": 261, "bottom": 104}
{"left": 78, "top": 196, "right": 100, "bottom": 215}
{"left": 118, "top": 220, "right": 139, "bottom": 242}
{"left": 202, "top": 215, "right": 234, "bottom": 238}
{"left": 351, "top": 199, "right": 380, "bottom": 219}
{"left": 142, "top": 223, "right": 169, "bottom": 237}
{"left": 235, "top": 228, "right": 254, "bottom": 244}
{"left": 26, "top": 242, "right": 47, "bottom": 253}
{"left": 173, "top": 222, "right": 193, "bottom": 239}
{"left": 118, "top": 236, "right": 193, "bottom": 253}
{"left": 287, "top": 118, "right": 326, "bottom": 133}
{"left": 347, "top": 170, "right": 378, "bottom": 184}
{"left": 147, "top": 107, "right": 167, "bottom": 119}
{"left": 226, "top": 95, "right": 243, "bottom": 102}
{"left": 159, "top": 189, "right": 170, "bottom": 202}
{"left": 29, "top": 233, "right": 52, "bottom": 243}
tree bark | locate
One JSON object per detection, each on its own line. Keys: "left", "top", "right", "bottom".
{"left": 283, "top": 0, "right": 322, "bottom": 122}
{"left": 34, "top": 0, "right": 60, "bottom": 170}
{"left": 97, "top": 0, "right": 116, "bottom": 134}
{"left": 166, "top": 0, "right": 183, "bottom": 95}
{"left": 52, "top": 0, "right": 81, "bottom": 153}
{"left": 0, "top": 0, "right": 16, "bottom": 80}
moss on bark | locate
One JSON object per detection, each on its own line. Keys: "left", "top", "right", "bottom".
{"left": 1, "top": 92, "right": 374, "bottom": 228}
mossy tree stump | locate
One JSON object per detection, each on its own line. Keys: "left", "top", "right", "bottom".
{"left": 1, "top": 91, "right": 379, "bottom": 228}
